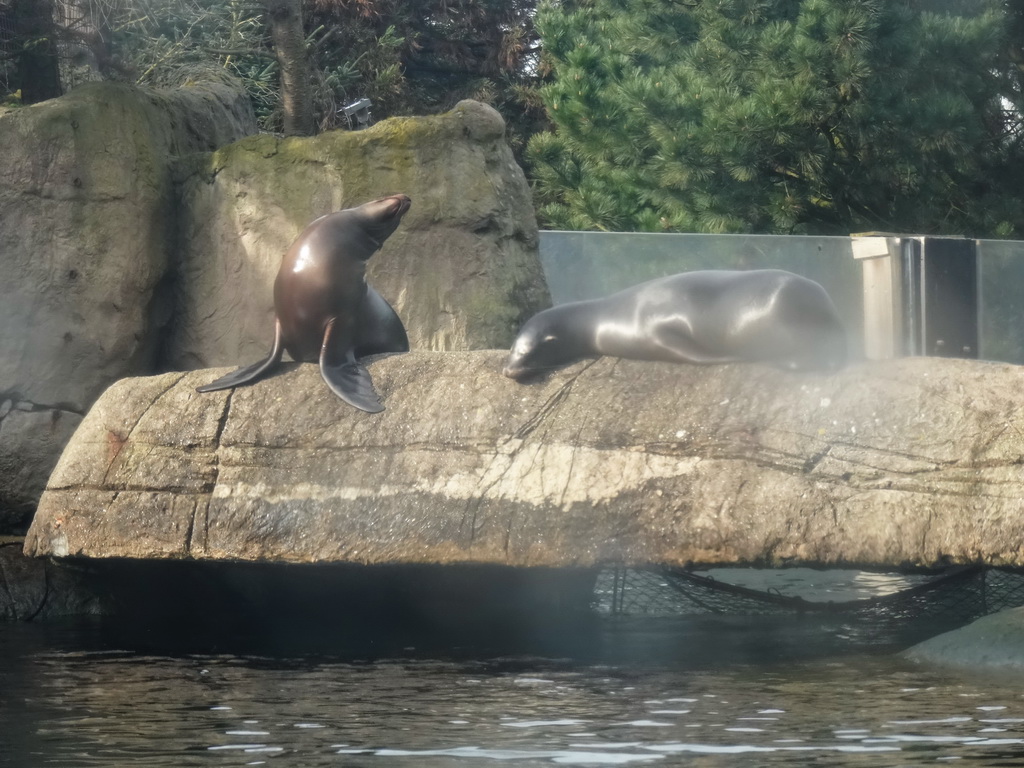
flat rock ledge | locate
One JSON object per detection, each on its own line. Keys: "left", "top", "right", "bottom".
{"left": 24, "top": 352, "right": 1024, "bottom": 568}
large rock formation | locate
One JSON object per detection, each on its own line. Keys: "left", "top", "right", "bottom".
{"left": 25, "top": 354, "right": 1024, "bottom": 568}
{"left": 3, "top": 88, "right": 543, "bottom": 534}
{"left": 167, "top": 99, "right": 548, "bottom": 369}
{"left": 0, "top": 80, "right": 256, "bottom": 530}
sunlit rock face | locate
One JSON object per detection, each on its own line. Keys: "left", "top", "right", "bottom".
{"left": 167, "top": 99, "right": 549, "bottom": 371}
{"left": 0, "top": 81, "right": 255, "bottom": 531}
{"left": 25, "top": 354, "right": 1024, "bottom": 569}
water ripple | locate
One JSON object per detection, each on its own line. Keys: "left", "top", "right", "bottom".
{"left": 5, "top": 621, "right": 1024, "bottom": 766}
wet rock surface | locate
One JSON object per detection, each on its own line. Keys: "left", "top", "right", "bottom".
{"left": 24, "top": 353, "right": 1024, "bottom": 569}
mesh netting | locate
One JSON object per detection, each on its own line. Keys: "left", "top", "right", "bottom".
{"left": 52, "top": 0, "right": 126, "bottom": 90}
{"left": 595, "top": 566, "right": 1024, "bottom": 626}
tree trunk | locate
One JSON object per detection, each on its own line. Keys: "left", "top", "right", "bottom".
{"left": 12, "top": 0, "right": 62, "bottom": 104}
{"left": 263, "top": 0, "right": 314, "bottom": 136}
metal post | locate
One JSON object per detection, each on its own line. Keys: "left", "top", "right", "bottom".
{"left": 900, "top": 238, "right": 922, "bottom": 356}
{"left": 852, "top": 235, "right": 978, "bottom": 360}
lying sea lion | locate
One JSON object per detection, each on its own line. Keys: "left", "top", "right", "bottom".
{"left": 504, "top": 269, "right": 847, "bottom": 380}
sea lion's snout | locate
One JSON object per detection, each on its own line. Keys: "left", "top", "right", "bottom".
{"left": 382, "top": 194, "right": 411, "bottom": 218}
{"left": 503, "top": 350, "right": 549, "bottom": 382}
{"left": 502, "top": 361, "right": 524, "bottom": 380}
{"left": 503, "top": 336, "right": 533, "bottom": 380}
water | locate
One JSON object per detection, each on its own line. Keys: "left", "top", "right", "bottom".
{"left": 4, "top": 610, "right": 1024, "bottom": 767}
{"left": 689, "top": 568, "right": 933, "bottom": 602}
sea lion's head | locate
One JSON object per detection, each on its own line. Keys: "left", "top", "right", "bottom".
{"left": 350, "top": 194, "right": 412, "bottom": 250}
{"left": 502, "top": 306, "right": 583, "bottom": 381}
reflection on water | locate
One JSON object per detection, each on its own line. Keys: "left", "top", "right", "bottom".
{"left": 697, "top": 568, "right": 932, "bottom": 602}
{"left": 3, "top": 614, "right": 1024, "bottom": 767}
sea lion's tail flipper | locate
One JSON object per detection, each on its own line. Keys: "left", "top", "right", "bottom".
{"left": 320, "top": 316, "right": 385, "bottom": 413}
{"left": 196, "top": 320, "right": 285, "bottom": 393}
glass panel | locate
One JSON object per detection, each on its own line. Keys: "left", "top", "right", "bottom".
{"left": 977, "top": 239, "right": 1024, "bottom": 364}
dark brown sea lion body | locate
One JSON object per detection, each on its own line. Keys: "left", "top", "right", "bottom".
{"left": 503, "top": 269, "right": 847, "bottom": 380}
{"left": 197, "top": 194, "right": 411, "bottom": 412}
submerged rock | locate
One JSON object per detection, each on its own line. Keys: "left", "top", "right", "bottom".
{"left": 904, "top": 607, "right": 1024, "bottom": 671}
{"left": 24, "top": 354, "right": 1024, "bottom": 568}
{"left": 168, "top": 99, "right": 548, "bottom": 370}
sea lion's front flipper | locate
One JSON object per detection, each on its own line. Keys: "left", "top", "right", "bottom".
{"left": 651, "top": 322, "right": 737, "bottom": 365}
{"left": 354, "top": 286, "right": 409, "bottom": 357}
{"left": 320, "top": 359, "right": 384, "bottom": 413}
{"left": 196, "top": 319, "right": 285, "bottom": 393}
{"left": 320, "top": 317, "right": 385, "bottom": 413}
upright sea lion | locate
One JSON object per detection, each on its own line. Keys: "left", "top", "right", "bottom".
{"left": 503, "top": 269, "right": 847, "bottom": 380}
{"left": 197, "top": 194, "right": 412, "bottom": 412}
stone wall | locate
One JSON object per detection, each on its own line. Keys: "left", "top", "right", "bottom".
{"left": 0, "top": 81, "right": 256, "bottom": 530}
